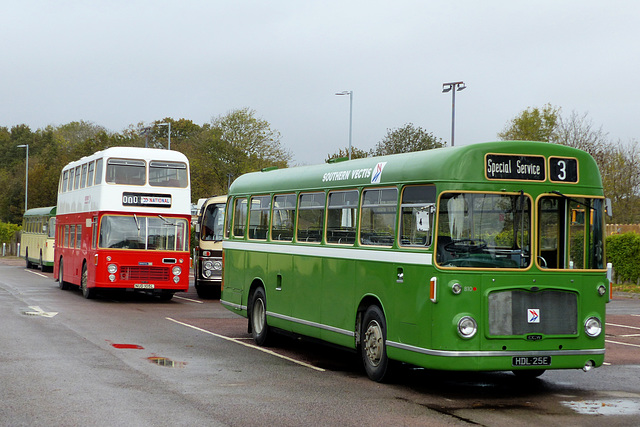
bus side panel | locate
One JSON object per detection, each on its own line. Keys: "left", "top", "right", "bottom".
{"left": 390, "top": 263, "right": 433, "bottom": 352}
{"left": 223, "top": 248, "right": 247, "bottom": 312}
{"left": 265, "top": 252, "right": 293, "bottom": 327}
{"left": 320, "top": 256, "right": 356, "bottom": 346}
{"left": 291, "top": 253, "right": 323, "bottom": 339}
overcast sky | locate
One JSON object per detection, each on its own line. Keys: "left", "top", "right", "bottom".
{"left": 3, "top": 1, "right": 638, "bottom": 165}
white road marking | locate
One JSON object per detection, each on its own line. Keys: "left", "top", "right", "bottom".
{"left": 173, "top": 295, "right": 203, "bottom": 304}
{"left": 165, "top": 317, "right": 325, "bottom": 372}
{"left": 24, "top": 305, "right": 58, "bottom": 317}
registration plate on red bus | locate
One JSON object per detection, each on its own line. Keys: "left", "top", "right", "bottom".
{"left": 134, "top": 283, "right": 155, "bottom": 289}
{"left": 512, "top": 356, "right": 551, "bottom": 367}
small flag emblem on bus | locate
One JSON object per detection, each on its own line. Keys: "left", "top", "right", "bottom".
{"left": 527, "top": 309, "right": 540, "bottom": 323}
{"left": 371, "top": 162, "right": 387, "bottom": 184}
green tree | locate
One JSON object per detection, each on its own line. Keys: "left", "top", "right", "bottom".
{"left": 498, "top": 104, "right": 560, "bottom": 142}
{"left": 325, "top": 146, "right": 370, "bottom": 162}
{"left": 372, "top": 123, "right": 445, "bottom": 156}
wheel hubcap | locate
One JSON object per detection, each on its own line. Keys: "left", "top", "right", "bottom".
{"left": 364, "top": 320, "right": 383, "bottom": 366}
{"left": 253, "top": 299, "right": 265, "bottom": 334}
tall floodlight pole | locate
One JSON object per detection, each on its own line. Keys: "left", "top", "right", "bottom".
{"left": 16, "top": 144, "right": 28, "bottom": 212}
{"left": 442, "top": 81, "right": 466, "bottom": 147}
{"left": 335, "top": 91, "right": 353, "bottom": 159}
{"left": 157, "top": 122, "right": 171, "bottom": 149}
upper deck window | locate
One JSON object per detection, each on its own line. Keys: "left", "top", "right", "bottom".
{"left": 149, "top": 161, "right": 188, "bottom": 188}
{"left": 106, "top": 158, "right": 146, "bottom": 185}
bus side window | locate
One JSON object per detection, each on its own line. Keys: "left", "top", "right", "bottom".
{"left": 80, "top": 163, "right": 88, "bottom": 189}
{"left": 327, "top": 190, "right": 358, "bottom": 245}
{"left": 232, "top": 197, "right": 248, "bottom": 238}
{"left": 94, "top": 158, "right": 103, "bottom": 185}
{"left": 399, "top": 185, "right": 436, "bottom": 247}
{"left": 62, "top": 170, "right": 69, "bottom": 193}
{"left": 87, "top": 161, "right": 95, "bottom": 187}
{"left": 297, "top": 192, "right": 325, "bottom": 243}
{"left": 360, "top": 187, "right": 398, "bottom": 247}
{"left": 249, "top": 196, "right": 271, "bottom": 240}
{"left": 74, "top": 166, "right": 81, "bottom": 189}
{"left": 271, "top": 194, "right": 296, "bottom": 241}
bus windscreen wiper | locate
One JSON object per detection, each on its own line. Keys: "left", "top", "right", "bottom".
{"left": 551, "top": 190, "right": 594, "bottom": 210}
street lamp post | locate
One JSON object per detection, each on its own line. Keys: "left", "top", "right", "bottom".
{"left": 335, "top": 90, "right": 353, "bottom": 160}
{"left": 442, "top": 81, "right": 466, "bottom": 147}
{"left": 16, "top": 144, "right": 29, "bottom": 212}
{"left": 157, "top": 122, "right": 171, "bottom": 149}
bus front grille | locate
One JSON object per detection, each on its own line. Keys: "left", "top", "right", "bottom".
{"left": 488, "top": 290, "right": 578, "bottom": 336}
{"left": 120, "top": 266, "right": 170, "bottom": 281}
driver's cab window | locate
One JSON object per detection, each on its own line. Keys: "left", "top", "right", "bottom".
{"left": 436, "top": 192, "right": 531, "bottom": 269}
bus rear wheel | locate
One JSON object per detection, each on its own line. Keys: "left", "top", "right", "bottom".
{"left": 58, "top": 259, "right": 70, "bottom": 290}
{"left": 250, "top": 287, "right": 270, "bottom": 346}
{"left": 361, "top": 305, "right": 389, "bottom": 382}
{"left": 80, "top": 263, "right": 96, "bottom": 299}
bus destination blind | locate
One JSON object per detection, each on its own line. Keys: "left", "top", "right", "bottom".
{"left": 486, "top": 154, "right": 546, "bottom": 181}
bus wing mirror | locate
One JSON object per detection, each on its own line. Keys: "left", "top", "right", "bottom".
{"left": 605, "top": 198, "right": 613, "bottom": 217}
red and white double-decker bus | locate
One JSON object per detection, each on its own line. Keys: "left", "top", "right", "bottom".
{"left": 54, "top": 147, "right": 191, "bottom": 300}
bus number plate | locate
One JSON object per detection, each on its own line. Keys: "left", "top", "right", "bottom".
{"left": 512, "top": 356, "right": 551, "bottom": 366}
{"left": 134, "top": 284, "right": 155, "bottom": 289}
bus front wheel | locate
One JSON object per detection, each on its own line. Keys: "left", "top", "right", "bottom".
{"left": 361, "top": 305, "right": 389, "bottom": 382}
{"left": 250, "top": 287, "right": 270, "bottom": 346}
{"left": 80, "top": 263, "right": 96, "bottom": 299}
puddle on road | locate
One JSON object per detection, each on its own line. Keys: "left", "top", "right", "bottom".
{"left": 147, "top": 356, "right": 187, "bottom": 368}
{"left": 562, "top": 399, "right": 640, "bottom": 416}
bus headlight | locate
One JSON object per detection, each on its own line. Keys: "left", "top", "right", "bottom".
{"left": 584, "top": 317, "right": 602, "bottom": 337}
{"left": 172, "top": 266, "right": 182, "bottom": 276}
{"left": 107, "top": 264, "right": 118, "bottom": 274}
{"left": 109, "top": 274, "right": 116, "bottom": 282}
{"left": 457, "top": 316, "right": 477, "bottom": 339}
{"left": 173, "top": 276, "right": 180, "bottom": 284}
{"left": 203, "top": 261, "right": 213, "bottom": 271}
{"left": 212, "top": 260, "right": 222, "bottom": 270}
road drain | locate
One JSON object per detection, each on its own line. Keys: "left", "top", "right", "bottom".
{"left": 147, "top": 356, "right": 187, "bottom": 368}
{"left": 562, "top": 399, "right": 640, "bottom": 416}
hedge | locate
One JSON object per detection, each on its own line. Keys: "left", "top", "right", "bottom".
{"left": 606, "top": 232, "right": 640, "bottom": 284}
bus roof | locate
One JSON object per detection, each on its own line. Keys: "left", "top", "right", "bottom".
{"left": 62, "top": 147, "right": 189, "bottom": 171}
{"left": 228, "top": 141, "right": 602, "bottom": 195}
{"left": 23, "top": 206, "right": 56, "bottom": 217}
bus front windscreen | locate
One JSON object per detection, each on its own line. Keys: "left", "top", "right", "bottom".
{"left": 99, "top": 215, "right": 188, "bottom": 251}
{"left": 436, "top": 192, "right": 531, "bottom": 269}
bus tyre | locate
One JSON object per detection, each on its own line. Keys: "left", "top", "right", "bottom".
{"left": 25, "top": 250, "right": 33, "bottom": 269}
{"left": 58, "top": 259, "right": 70, "bottom": 290}
{"left": 80, "top": 263, "right": 96, "bottom": 299}
{"left": 250, "top": 287, "right": 270, "bottom": 346}
{"left": 361, "top": 305, "right": 389, "bottom": 382}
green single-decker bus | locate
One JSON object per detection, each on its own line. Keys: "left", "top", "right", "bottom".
{"left": 221, "top": 140, "right": 608, "bottom": 382}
